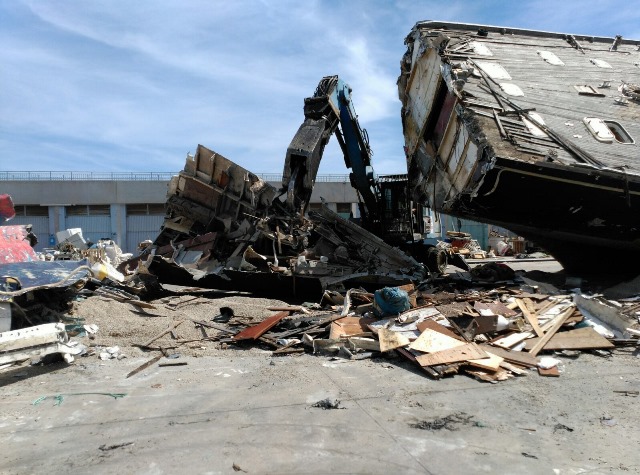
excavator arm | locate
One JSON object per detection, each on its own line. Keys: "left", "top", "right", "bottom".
{"left": 282, "top": 76, "right": 381, "bottom": 228}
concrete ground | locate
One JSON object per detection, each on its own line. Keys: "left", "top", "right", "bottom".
{"left": 2, "top": 259, "right": 639, "bottom": 475}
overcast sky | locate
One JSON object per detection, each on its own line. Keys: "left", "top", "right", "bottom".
{"left": 2, "top": 1, "right": 639, "bottom": 176}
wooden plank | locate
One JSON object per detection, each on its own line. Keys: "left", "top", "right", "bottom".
{"left": 409, "top": 328, "right": 466, "bottom": 353}
{"left": 535, "top": 299, "right": 559, "bottom": 316}
{"left": 517, "top": 298, "right": 543, "bottom": 338}
{"left": 481, "top": 344, "right": 539, "bottom": 368}
{"left": 492, "top": 330, "right": 533, "bottom": 349}
{"left": 499, "top": 361, "right": 529, "bottom": 375}
{"left": 140, "top": 320, "right": 185, "bottom": 348}
{"left": 233, "top": 312, "right": 290, "bottom": 341}
{"left": 378, "top": 328, "right": 410, "bottom": 352}
{"left": 523, "top": 297, "right": 537, "bottom": 315}
{"left": 524, "top": 327, "right": 614, "bottom": 351}
{"left": 126, "top": 354, "right": 162, "bottom": 378}
{"left": 467, "top": 351, "right": 504, "bottom": 371}
{"left": 528, "top": 307, "right": 574, "bottom": 357}
{"left": 415, "top": 343, "right": 488, "bottom": 367}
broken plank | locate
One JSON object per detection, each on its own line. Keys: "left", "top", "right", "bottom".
{"left": 524, "top": 327, "right": 614, "bottom": 351}
{"left": 234, "top": 312, "right": 290, "bottom": 341}
{"left": 480, "top": 344, "right": 539, "bottom": 368}
{"left": 517, "top": 298, "right": 543, "bottom": 338}
{"left": 499, "top": 361, "right": 529, "bottom": 375}
{"left": 415, "top": 343, "right": 488, "bottom": 367}
{"left": 126, "top": 354, "right": 162, "bottom": 378}
{"left": 158, "top": 361, "right": 188, "bottom": 367}
{"left": 139, "top": 320, "right": 185, "bottom": 348}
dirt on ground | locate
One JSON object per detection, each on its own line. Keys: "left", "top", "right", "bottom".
{"left": 66, "top": 291, "right": 306, "bottom": 359}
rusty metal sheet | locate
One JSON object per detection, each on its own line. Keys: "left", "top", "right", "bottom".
{"left": 233, "top": 311, "right": 290, "bottom": 341}
{"left": 0, "top": 194, "right": 16, "bottom": 222}
{"left": 0, "top": 225, "right": 37, "bottom": 263}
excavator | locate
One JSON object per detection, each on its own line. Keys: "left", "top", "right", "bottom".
{"left": 281, "top": 75, "right": 468, "bottom": 274}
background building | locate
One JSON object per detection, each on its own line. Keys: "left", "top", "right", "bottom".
{"left": 0, "top": 171, "right": 490, "bottom": 254}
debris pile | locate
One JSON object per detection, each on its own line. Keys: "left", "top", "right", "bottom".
{"left": 120, "top": 145, "right": 426, "bottom": 298}
{"left": 36, "top": 264, "right": 633, "bottom": 385}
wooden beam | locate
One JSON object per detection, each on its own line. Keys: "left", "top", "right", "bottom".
{"left": 528, "top": 307, "right": 574, "bottom": 357}
{"left": 517, "top": 298, "right": 543, "bottom": 338}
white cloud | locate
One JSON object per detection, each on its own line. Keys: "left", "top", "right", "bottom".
{"left": 1, "top": 0, "right": 639, "bottom": 176}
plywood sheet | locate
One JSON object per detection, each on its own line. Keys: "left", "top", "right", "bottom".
{"left": 524, "top": 327, "right": 614, "bottom": 350}
{"left": 409, "top": 328, "right": 466, "bottom": 353}
{"left": 415, "top": 343, "right": 487, "bottom": 367}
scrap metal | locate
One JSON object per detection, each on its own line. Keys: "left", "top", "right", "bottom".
{"left": 128, "top": 144, "right": 425, "bottom": 297}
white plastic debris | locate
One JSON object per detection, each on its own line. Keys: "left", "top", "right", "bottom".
{"left": 496, "top": 315, "right": 510, "bottom": 331}
{"left": 538, "top": 357, "right": 562, "bottom": 369}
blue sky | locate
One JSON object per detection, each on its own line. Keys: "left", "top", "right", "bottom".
{"left": 2, "top": 1, "right": 639, "bottom": 175}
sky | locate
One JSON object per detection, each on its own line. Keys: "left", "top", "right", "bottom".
{"left": 1, "top": 1, "right": 639, "bottom": 176}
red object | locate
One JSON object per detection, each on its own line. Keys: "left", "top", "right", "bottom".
{"left": 233, "top": 311, "right": 290, "bottom": 341}
{"left": 0, "top": 194, "right": 16, "bottom": 222}
{"left": 0, "top": 225, "right": 37, "bottom": 263}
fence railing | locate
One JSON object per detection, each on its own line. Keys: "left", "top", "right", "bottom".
{"left": 0, "top": 171, "right": 352, "bottom": 182}
{"left": 0, "top": 171, "right": 175, "bottom": 181}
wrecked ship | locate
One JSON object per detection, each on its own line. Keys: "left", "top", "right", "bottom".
{"left": 398, "top": 21, "right": 640, "bottom": 274}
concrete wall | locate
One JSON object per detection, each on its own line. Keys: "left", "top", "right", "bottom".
{"left": 1, "top": 179, "right": 358, "bottom": 206}
{"left": 1, "top": 180, "right": 170, "bottom": 205}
